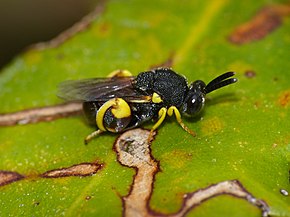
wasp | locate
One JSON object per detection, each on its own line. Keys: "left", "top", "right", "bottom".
{"left": 58, "top": 68, "right": 237, "bottom": 143}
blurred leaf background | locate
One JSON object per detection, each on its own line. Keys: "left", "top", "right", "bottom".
{"left": 0, "top": 0, "right": 289, "bottom": 216}
{"left": 0, "top": 0, "right": 96, "bottom": 68}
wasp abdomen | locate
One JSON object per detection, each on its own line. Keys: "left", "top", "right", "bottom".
{"left": 102, "top": 108, "right": 131, "bottom": 132}
{"left": 83, "top": 101, "right": 99, "bottom": 125}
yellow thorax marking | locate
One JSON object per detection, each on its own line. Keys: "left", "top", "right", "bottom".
{"left": 152, "top": 92, "right": 163, "bottom": 103}
{"left": 96, "top": 98, "right": 131, "bottom": 131}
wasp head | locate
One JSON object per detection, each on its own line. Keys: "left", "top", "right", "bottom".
{"left": 181, "top": 72, "right": 237, "bottom": 116}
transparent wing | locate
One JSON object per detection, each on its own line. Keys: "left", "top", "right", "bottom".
{"left": 57, "top": 76, "right": 149, "bottom": 102}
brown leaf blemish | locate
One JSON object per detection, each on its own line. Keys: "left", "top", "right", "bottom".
{"left": 229, "top": 4, "right": 290, "bottom": 44}
{"left": 85, "top": 195, "right": 92, "bottom": 201}
{"left": 41, "top": 162, "right": 103, "bottom": 178}
{"left": 0, "top": 170, "right": 25, "bottom": 187}
{"left": 96, "top": 22, "right": 112, "bottom": 38}
{"left": 0, "top": 102, "right": 82, "bottom": 126}
{"left": 244, "top": 70, "right": 256, "bottom": 78}
{"left": 114, "top": 129, "right": 269, "bottom": 217}
{"left": 278, "top": 90, "right": 290, "bottom": 107}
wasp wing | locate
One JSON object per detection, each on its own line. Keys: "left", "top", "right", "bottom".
{"left": 58, "top": 76, "right": 150, "bottom": 102}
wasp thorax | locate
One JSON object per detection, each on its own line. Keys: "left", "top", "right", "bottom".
{"left": 181, "top": 80, "right": 206, "bottom": 116}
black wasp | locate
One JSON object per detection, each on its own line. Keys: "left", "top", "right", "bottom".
{"left": 58, "top": 68, "right": 237, "bottom": 143}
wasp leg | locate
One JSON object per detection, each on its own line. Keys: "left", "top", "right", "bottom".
{"left": 148, "top": 107, "right": 167, "bottom": 140}
{"left": 107, "top": 69, "right": 133, "bottom": 78}
{"left": 84, "top": 129, "right": 103, "bottom": 144}
{"left": 167, "top": 106, "right": 196, "bottom": 137}
{"left": 152, "top": 107, "right": 167, "bottom": 130}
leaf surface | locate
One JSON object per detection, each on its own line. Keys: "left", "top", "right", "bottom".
{"left": 0, "top": 0, "right": 289, "bottom": 216}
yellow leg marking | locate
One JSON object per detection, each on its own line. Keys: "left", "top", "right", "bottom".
{"left": 167, "top": 106, "right": 196, "bottom": 137}
{"left": 107, "top": 69, "right": 133, "bottom": 78}
{"left": 149, "top": 107, "right": 167, "bottom": 142}
{"left": 96, "top": 98, "right": 131, "bottom": 132}
{"left": 152, "top": 107, "right": 167, "bottom": 131}
{"left": 84, "top": 130, "right": 103, "bottom": 144}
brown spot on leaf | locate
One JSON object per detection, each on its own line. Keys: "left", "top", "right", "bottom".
{"left": 254, "top": 101, "right": 262, "bottom": 109}
{"left": 229, "top": 4, "right": 290, "bottom": 44}
{"left": 85, "top": 195, "right": 92, "bottom": 201}
{"left": 0, "top": 171, "right": 25, "bottom": 187}
{"left": 244, "top": 70, "right": 256, "bottom": 78}
{"left": 41, "top": 162, "right": 103, "bottom": 178}
{"left": 97, "top": 22, "right": 112, "bottom": 37}
{"left": 114, "top": 129, "right": 269, "bottom": 217}
{"left": 278, "top": 90, "right": 290, "bottom": 107}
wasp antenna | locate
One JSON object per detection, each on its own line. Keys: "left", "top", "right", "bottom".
{"left": 206, "top": 72, "right": 235, "bottom": 88}
{"left": 205, "top": 72, "right": 237, "bottom": 94}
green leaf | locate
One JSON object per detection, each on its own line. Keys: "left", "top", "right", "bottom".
{"left": 0, "top": 0, "right": 289, "bottom": 216}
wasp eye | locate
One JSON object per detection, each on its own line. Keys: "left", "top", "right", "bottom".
{"left": 183, "top": 93, "right": 205, "bottom": 116}
{"left": 182, "top": 80, "right": 206, "bottom": 116}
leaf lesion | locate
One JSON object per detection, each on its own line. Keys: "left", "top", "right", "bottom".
{"left": 0, "top": 102, "right": 82, "bottom": 126}
{"left": 41, "top": 162, "right": 104, "bottom": 178}
{"left": 114, "top": 129, "right": 270, "bottom": 217}
{"left": 0, "top": 161, "right": 104, "bottom": 187}
{"left": 228, "top": 4, "right": 290, "bottom": 45}
{"left": 0, "top": 171, "right": 25, "bottom": 187}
